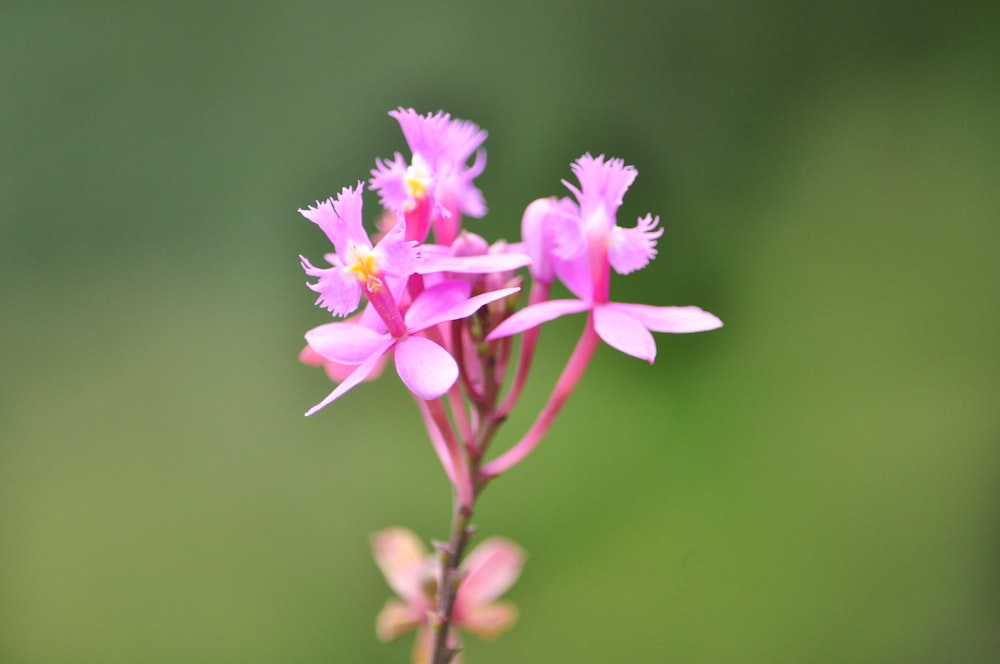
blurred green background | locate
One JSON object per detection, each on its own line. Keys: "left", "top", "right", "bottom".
{"left": 2, "top": 1, "right": 998, "bottom": 662}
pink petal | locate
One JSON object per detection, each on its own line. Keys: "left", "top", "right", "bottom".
{"left": 410, "top": 287, "right": 520, "bottom": 333}
{"left": 416, "top": 251, "right": 531, "bottom": 275}
{"left": 521, "top": 196, "right": 579, "bottom": 282}
{"left": 330, "top": 182, "right": 370, "bottom": 249}
{"left": 404, "top": 280, "right": 472, "bottom": 330}
{"left": 304, "top": 321, "right": 387, "bottom": 364}
{"left": 448, "top": 231, "right": 490, "bottom": 257}
{"left": 593, "top": 304, "right": 657, "bottom": 362}
{"left": 374, "top": 214, "right": 421, "bottom": 277}
{"left": 486, "top": 299, "right": 591, "bottom": 341}
{"left": 450, "top": 161, "right": 488, "bottom": 218}
{"left": 457, "top": 601, "right": 518, "bottom": 639}
{"left": 520, "top": 197, "right": 558, "bottom": 282}
{"left": 552, "top": 252, "right": 594, "bottom": 301}
{"left": 391, "top": 107, "right": 486, "bottom": 168}
{"left": 457, "top": 538, "right": 525, "bottom": 605}
{"left": 411, "top": 625, "right": 434, "bottom": 664}
{"left": 371, "top": 528, "right": 432, "bottom": 606}
{"left": 375, "top": 598, "right": 423, "bottom": 642}
{"left": 563, "top": 153, "right": 637, "bottom": 221}
{"left": 608, "top": 214, "right": 663, "bottom": 275}
{"left": 300, "top": 341, "right": 384, "bottom": 384}
{"left": 369, "top": 152, "right": 411, "bottom": 212}
{"left": 298, "top": 198, "right": 342, "bottom": 249}
{"left": 301, "top": 255, "right": 361, "bottom": 317}
{"left": 604, "top": 302, "right": 723, "bottom": 333}
{"left": 394, "top": 336, "right": 458, "bottom": 400}
{"left": 549, "top": 201, "right": 586, "bottom": 262}
{"left": 298, "top": 344, "right": 324, "bottom": 367}
{"left": 304, "top": 338, "right": 394, "bottom": 415}
{"left": 299, "top": 183, "right": 369, "bottom": 257}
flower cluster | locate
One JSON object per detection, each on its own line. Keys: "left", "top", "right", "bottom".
{"left": 297, "top": 109, "right": 721, "bottom": 663}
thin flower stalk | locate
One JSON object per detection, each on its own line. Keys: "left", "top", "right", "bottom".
{"left": 481, "top": 316, "right": 600, "bottom": 480}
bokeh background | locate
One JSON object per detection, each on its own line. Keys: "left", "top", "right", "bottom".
{"left": 2, "top": 1, "right": 998, "bottom": 662}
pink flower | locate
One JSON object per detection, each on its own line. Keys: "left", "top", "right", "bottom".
{"left": 372, "top": 527, "right": 524, "bottom": 664}
{"left": 300, "top": 182, "right": 420, "bottom": 318}
{"left": 303, "top": 280, "right": 518, "bottom": 415}
{"left": 487, "top": 154, "right": 722, "bottom": 362}
{"left": 370, "top": 108, "right": 488, "bottom": 245}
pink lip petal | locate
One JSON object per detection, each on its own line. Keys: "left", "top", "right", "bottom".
{"left": 298, "top": 197, "right": 343, "bottom": 251}
{"left": 391, "top": 107, "right": 487, "bottom": 168}
{"left": 607, "top": 214, "right": 663, "bottom": 275}
{"left": 564, "top": 153, "right": 637, "bottom": 220}
{"left": 301, "top": 255, "right": 362, "bottom": 317}
{"left": 369, "top": 152, "right": 411, "bottom": 212}
{"left": 604, "top": 302, "right": 723, "bottom": 333}
{"left": 593, "top": 304, "right": 657, "bottom": 363}
{"left": 305, "top": 338, "right": 394, "bottom": 415}
{"left": 330, "top": 182, "right": 370, "bottom": 248}
{"left": 394, "top": 336, "right": 459, "bottom": 400}
{"left": 299, "top": 184, "right": 370, "bottom": 257}
{"left": 486, "top": 298, "right": 592, "bottom": 341}
{"left": 304, "top": 321, "right": 387, "bottom": 364}
{"left": 375, "top": 215, "right": 421, "bottom": 276}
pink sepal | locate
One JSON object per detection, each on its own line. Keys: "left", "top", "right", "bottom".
{"left": 404, "top": 280, "right": 472, "bottom": 330}
{"left": 486, "top": 299, "right": 591, "bottom": 340}
{"left": 394, "top": 336, "right": 458, "bottom": 400}
{"left": 304, "top": 321, "right": 385, "bottom": 364}
{"left": 417, "top": 251, "right": 531, "bottom": 275}
{"left": 304, "top": 337, "right": 394, "bottom": 415}
{"left": 375, "top": 599, "right": 423, "bottom": 642}
{"left": 371, "top": 528, "right": 434, "bottom": 607}
{"left": 411, "top": 286, "right": 520, "bottom": 332}
{"left": 457, "top": 538, "right": 525, "bottom": 605}
{"left": 608, "top": 214, "right": 662, "bottom": 275}
{"left": 604, "top": 302, "right": 723, "bottom": 333}
{"left": 593, "top": 304, "right": 657, "bottom": 362}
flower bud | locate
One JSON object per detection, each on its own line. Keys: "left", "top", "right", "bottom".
{"left": 520, "top": 196, "right": 571, "bottom": 284}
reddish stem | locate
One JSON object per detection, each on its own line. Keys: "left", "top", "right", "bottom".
{"left": 481, "top": 314, "right": 599, "bottom": 478}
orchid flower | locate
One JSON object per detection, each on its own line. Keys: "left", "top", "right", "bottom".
{"left": 372, "top": 528, "right": 524, "bottom": 664}
{"left": 370, "top": 108, "right": 488, "bottom": 245}
{"left": 300, "top": 182, "right": 419, "bottom": 319}
{"left": 299, "top": 181, "right": 528, "bottom": 413}
{"left": 303, "top": 279, "right": 518, "bottom": 415}
{"left": 487, "top": 154, "right": 722, "bottom": 362}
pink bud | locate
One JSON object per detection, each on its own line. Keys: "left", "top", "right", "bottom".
{"left": 520, "top": 196, "right": 573, "bottom": 284}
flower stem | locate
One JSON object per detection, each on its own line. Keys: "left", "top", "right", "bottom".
{"left": 425, "top": 398, "right": 474, "bottom": 510}
{"left": 481, "top": 314, "right": 599, "bottom": 478}
{"left": 496, "top": 281, "right": 550, "bottom": 419}
{"left": 431, "top": 500, "right": 474, "bottom": 664}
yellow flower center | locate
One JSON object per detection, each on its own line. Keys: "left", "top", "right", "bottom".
{"left": 347, "top": 245, "right": 382, "bottom": 291}
{"left": 403, "top": 155, "right": 432, "bottom": 211}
